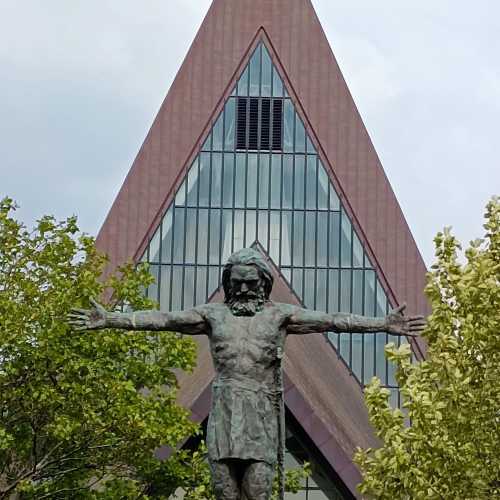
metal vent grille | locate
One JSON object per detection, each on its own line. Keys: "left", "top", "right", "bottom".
{"left": 236, "top": 97, "right": 282, "bottom": 151}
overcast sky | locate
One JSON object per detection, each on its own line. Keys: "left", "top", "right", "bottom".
{"left": 1, "top": 0, "right": 498, "bottom": 267}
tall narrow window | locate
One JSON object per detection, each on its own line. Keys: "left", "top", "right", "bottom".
{"left": 236, "top": 97, "right": 282, "bottom": 151}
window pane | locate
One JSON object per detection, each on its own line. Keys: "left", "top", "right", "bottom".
{"left": 187, "top": 158, "right": 199, "bottom": 206}
{"left": 340, "top": 269, "right": 351, "bottom": 313}
{"left": 304, "top": 212, "right": 316, "bottom": 267}
{"left": 317, "top": 163, "right": 328, "bottom": 210}
{"left": 195, "top": 267, "right": 207, "bottom": 306}
{"left": 197, "top": 209, "right": 209, "bottom": 265}
{"left": 199, "top": 153, "right": 211, "bottom": 206}
{"left": 245, "top": 210, "right": 256, "bottom": 247}
{"left": 283, "top": 100, "right": 294, "bottom": 152}
{"left": 235, "top": 154, "right": 246, "bottom": 208}
{"left": 224, "top": 98, "right": 236, "bottom": 151}
{"left": 352, "top": 270, "right": 363, "bottom": 314}
{"left": 149, "top": 226, "right": 161, "bottom": 263}
{"left": 234, "top": 210, "right": 244, "bottom": 250}
{"left": 364, "top": 333, "right": 375, "bottom": 384}
{"left": 201, "top": 132, "right": 211, "bottom": 151}
{"left": 352, "top": 334, "right": 363, "bottom": 381}
{"left": 364, "top": 270, "right": 376, "bottom": 315}
{"left": 147, "top": 264, "right": 159, "bottom": 303}
{"left": 257, "top": 210, "right": 269, "bottom": 251}
{"left": 294, "top": 156, "right": 305, "bottom": 209}
{"left": 173, "top": 207, "right": 185, "bottom": 263}
{"left": 211, "top": 153, "right": 222, "bottom": 207}
{"left": 161, "top": 207, "right": 173, "bottom": 264}
{"left": 272, "top": 66, "right": 283, "bottom": 97}
{"left": 213, "top": 112, "right": 223, "bottom": 150}
{"left": 292, "top": 211, "right": 304, "bottom": 267}
{"left": 258, "top": 155, "right": 270, "bottom": 209}
{"left": 171, "top": 267, "right": 183, "bottom": 310}
{"left": 317, "top": 212, "right": 328, "bottom": 267}
{"left": 247, "top": 154, "right": 258, "bottom": 208}
{"left": 329, "top": 182, "right": 340, "bottom": 210}
{"left": 292, "top": 268, "right": 303, "bottom": 300}
{"left": 353, "top": 232, "right": 363, "bottom": 268}
{"left": 306, "top": 135, "right": 316, "bottom": 154}
{"left": 376, "top": 279, "right": 387, "bottom": 317}
{"left": 282, "top": 267, "right": 291, "bottom": 284}
{"left": 222, "top": 210, "right": 233, "bottom": 262}
{"left": 328, "top": 270, "right": 339, "bottom": 313}
{"left": 269, "top": 211, "right": 280, "bottom": 263}
{"left": 304, "top": 269, "right": 315, "bottom": 308}
{"left": 183, "top": 266, "right": 195, "bottom": 310}
{"left": 237, "top": 66, "right": 249, "bottom": 96}
{"left": 223, "top": 154, "right": 234, "bottom": 208}
{"left": 281, "top": 211, "right": 292, "bottom": 266}
{"left": 261, "top": 45, "right": 272, "bottom": 97}
{"left": 328, "top": 211, "right": 340, "bottom": 267}
{"left": 249, "top": 46, "right": 260, "bottom": 96}
{"left": 295, "top": 114, "right": 306, "bottom": 153}
{"left": 185, "top": 209, "right": 197, "bottom": 263}
{"left": 160, "top": 265, "right": 171, "bottom": 311}
{"left": 340, "top": 211, "right": 352, "bottom": 267}
{"left": 316, "top": 269, "right": 327, "bottom": 312}
{"left": 339, "top": 333, "right": 350, "bottom": 363}
{"left": 271, "top": 154, "right": 281, "bottom": 209}
{"left": 375, "top": 332, "right": 387, "bottom": 382}
{"left": 208, "top": 267, "right": 220, "bottom": 298}
{"left": 282, "top": 155, "right": 293, "bottom": 209}
{"left": 365, "top": 252, "right": 374, "bottom": 269}
{"left": 306, "top": 155, "right": 317, "bottom": 209}
{"left": 209, "top": 209, "right": 221, "bottom": 265}
{"left": 175, "top": 179, "right": 186, "bottom": 206}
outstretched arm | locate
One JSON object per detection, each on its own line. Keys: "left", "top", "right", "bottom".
{"left": 68, "top": 298, "right": 208, "bottom": 335}
{"left": 286, "top": 303, "right": 425, "bottom": 337}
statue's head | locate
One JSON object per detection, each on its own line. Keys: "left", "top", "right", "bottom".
{"left": 222, "top": 248, "right": 274, "bottom": 316}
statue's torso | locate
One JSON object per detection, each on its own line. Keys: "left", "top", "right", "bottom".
{"left": 199, "top": 302, "right": 288, "bottom": 386}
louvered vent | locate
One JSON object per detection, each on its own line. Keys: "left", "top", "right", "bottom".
{"left": 236, "top": 97, "right": 282, "bottom": 151}
{"left": 272, "top": 100, "right": 282, "bottom": 150}
{"left": 236, "top": 98, "right": 247, "bottom": 150}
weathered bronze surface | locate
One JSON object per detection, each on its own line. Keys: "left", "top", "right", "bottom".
{"left": 69, "top": 248, "right": 425, "bottom": 500}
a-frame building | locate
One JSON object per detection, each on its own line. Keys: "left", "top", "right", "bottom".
{"left": 96, "top": 1, "right": 430, "bottom": 497}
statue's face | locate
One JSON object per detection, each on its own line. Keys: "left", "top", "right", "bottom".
{"left": 229, "top": 265, "right": 262, "bottom": 301}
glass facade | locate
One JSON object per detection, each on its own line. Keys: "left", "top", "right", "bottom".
{"left": 141, "top": 40, "right": 411, "bottom": 496}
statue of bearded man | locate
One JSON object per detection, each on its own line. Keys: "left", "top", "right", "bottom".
{"left": 69, "top": 248, "right": 425, "bottom": 500}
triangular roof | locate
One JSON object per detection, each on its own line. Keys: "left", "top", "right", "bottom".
{"left": 96, "top": 1, "right": 430, "bottom": 496}
{"left": 97, "top": 0, "right": 429, "bottom": 319}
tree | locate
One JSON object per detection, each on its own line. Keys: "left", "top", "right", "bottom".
{"left": 0, "top": 198, "right": 310, "bottom": 499}
{"left": 0, "top": 197, "right": 201, "bottom": 498}
{"left": 355, "top": 197, "right": 500, "bottom": 499}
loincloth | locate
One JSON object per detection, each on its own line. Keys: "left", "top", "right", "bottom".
{"left": 207, "top": 377, "right": 281, "bottom": 465}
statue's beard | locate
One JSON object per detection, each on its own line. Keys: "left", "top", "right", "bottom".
{"left": 228, "top": 289, "right": 266, "bottom": 316}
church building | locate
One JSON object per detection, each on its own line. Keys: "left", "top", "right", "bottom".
{"left": 96, "top": 1, "right": 429, "bottom": 497}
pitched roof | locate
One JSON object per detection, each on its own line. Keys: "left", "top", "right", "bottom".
{"left": 96, "top": 0, "right": 429, "bottom": 318}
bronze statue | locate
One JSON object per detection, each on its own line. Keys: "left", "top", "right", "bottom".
{"left": 69, "top": 248, "right": 425, "bottom": 500}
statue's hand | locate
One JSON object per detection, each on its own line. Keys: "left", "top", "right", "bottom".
{"left": 68, "top": 298, "right": 108, "bottom": 331}
{"left": 385, "top": 303, "right": 426, "bottom": 337}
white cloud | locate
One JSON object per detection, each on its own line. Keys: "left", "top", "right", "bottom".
{"left": 0, "top": 0, "right": 498, "bottom": 267}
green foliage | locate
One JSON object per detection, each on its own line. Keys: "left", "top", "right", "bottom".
{"left": 0, "top": 198, "right": 201, "bottom": 498}
{"left": 355, "top": 198, "right": 500, "bottom": 499}
{"left": 0, "top": 198, "right": 311, "bottom": 499}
